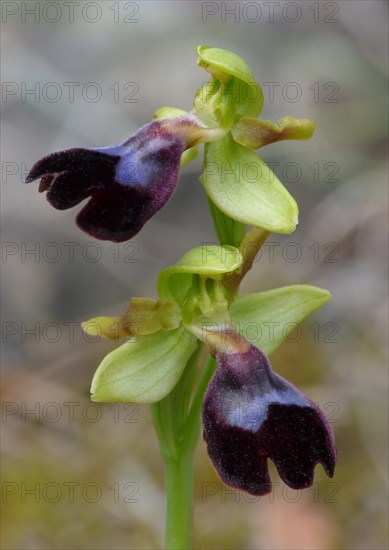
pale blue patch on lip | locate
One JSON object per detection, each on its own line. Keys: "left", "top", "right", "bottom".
{"left": 115, "top": 151, "right": 143, "bottom": 186}
{"left": 225, "top": 396, "right": 268, "bottom": 432}
{"left": 92, "top": 144, "right": 146, "bottom": 188}
{"left": 225, "top": 386, "right": 308, "bottom": 432}
{"left": 93, "top": 136, "right": 178, "bottom": 189}
{"left": 93, "top": 144, "right": 126, "bottom": 155}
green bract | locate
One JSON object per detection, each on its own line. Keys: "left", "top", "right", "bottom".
{"left": 201, "top": 134, "right": 299, "bottom": 234}
{"left": 230, "top": 285, "right": 331, "bottom": 355}
{"left": 91, "top": 326, "right": 197, "bottom": 403}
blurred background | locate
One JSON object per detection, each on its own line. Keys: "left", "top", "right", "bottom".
{"left": 1, "top": 1, "right": 388, "bottom": 548}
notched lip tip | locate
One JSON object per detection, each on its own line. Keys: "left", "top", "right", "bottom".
{"left": 25, "top": 168, "right": 48, "bottom": 184}
{"left": 324, "top": 462, "right": 336, "bottom": 478}
{"left": 247, "top": 484, "right": 272, "bottom": 497}
{"left": 218, "top": 474, "right": 272, "bottom": 498}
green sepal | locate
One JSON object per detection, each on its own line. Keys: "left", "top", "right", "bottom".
{"left": 194, "top": 45, "right": 263, "bottom": 124}
{"left": 157, "top": 244, "right": 243, "bottom": 304}
{"left": 153, "top": 106, "right": 188, "bottom": 120}
{"left": 82, "top": 298, "right": 181, "bottom": 341}
{"left": 201, "top": 134, "right": 298, "bottom": 234}
{"left": 91, "top": 326, "right": 197, "bottom": 403}
{"left": 232, "top": 116, "right": 316, "bottom": 149}
{"left": 230, "top": 285, "right": 331, "bottom": 355}
{"left": 196, "top": 45, "right": 263, "bottom": 117}
{"left": 180, "top": 145, "right": 198, "bottom": 166}
{"left": 152, "top": 106, "right": 198, "bottom": 167}
{"left": 196, "top": 45, "right": 255, "bottom": 85}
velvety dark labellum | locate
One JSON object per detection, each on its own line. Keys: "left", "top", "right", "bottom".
{"left": 203, "top": 344, "right": 337, "bottom": 496}
{"left": 26, "top": 121, "right": 187, "bottom": 242}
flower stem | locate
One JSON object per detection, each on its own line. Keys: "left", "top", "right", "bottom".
{"left": 224, "top": 227, "right": 270, "bottom": 295}
{"left": 184, "top": 354, "right": 217, "bottom": 442}
{"left": 151, "top": 345, "right": 204, "bottom": 549}
{"left": 162, "top": 354, "right": 217, "bottom": 549}
{"left": 164, "top": 448, "right": 196, "bottom": 550}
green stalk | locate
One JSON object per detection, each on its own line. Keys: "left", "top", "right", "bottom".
{"left": 183, "top": 355, "right": 217, "bottom": 444}
{"left": 163, "top": 448, "right": 197, "bottom": 550}
{"left": 162, "top": 355, "right": 216, "bottom": 549}
{"left": 151, "top": 345, "right": 203, "bottom": 549}
{"left": 223, "top": 227, "right": 270, "bottom": 295}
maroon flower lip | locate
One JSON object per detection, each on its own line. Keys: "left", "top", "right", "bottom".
{"left": 26, "top": 121, "right": 187, "bottom": 242}
{"left": 202, "top": 343, "right": 337, "bottom": 496}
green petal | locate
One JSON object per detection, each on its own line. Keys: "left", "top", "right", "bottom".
{"left": 91, "top": 326, "right": 197, "bottom": 403}
{"left": 82, "top": 299, "right": 181, "bottom": 340}
{"left": 232, "top": 116, "right": 316, "bottom": 149}
{"left": 152, "top": 106, "right": 198, "bottom": 167}
{"left": 158, "top": 244, "right": 243, "bottom": 303}
{"left": 230, "top": 285, "right": 331, "bottom": 355}
{"left": 82, "top": 315, "right": 125, "bottom": 340}
{"left": 201, "top": 134, "right": 298, "bottom": 234}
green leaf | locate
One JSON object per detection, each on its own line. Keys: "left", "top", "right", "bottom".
{"left": 152, "top": 106, "right": 198, "bottom": 167}
{"left": 230, "top": 285, "right": 331, "bottom": 355}
{"left": 201, "top": 134, "right": 299, "bottom": 234}
{"left": 157, "top": 244, "right": 243, "bottom": 303}
{"left": 91, "top": 326, "right": 197, "bottom": 403}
